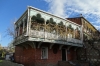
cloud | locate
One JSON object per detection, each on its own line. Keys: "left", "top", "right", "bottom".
{"left": 44, "top": 0, "right": 100, "bottom": 30}
{"left": 44, "top": 0, "right": 67, "bottom": 17}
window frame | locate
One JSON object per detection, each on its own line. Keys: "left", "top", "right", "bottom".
{"left": 41, "top": 47, "right": 48, "bottom": 59}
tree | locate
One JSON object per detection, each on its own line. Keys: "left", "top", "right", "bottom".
{"left": 6, "top": 21, "right": 15, "bottom": 39}
{"left": 0, "top": 44, "right": 2, "bottom": 50}
{"left": 6, "top": 20, "right": 15, "bottom": 53}
{"left": 77, "top": 30, "right": 100, "bottom": 66}
{"left": 8, "top": 41, "right": 15, "bottom": 52}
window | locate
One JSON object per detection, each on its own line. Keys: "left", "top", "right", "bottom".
{"left": 41, "top": 47, "right": 48, "bottom": 59}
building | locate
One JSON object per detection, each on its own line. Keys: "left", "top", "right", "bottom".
{"left": 67, "top": 16, "right": 100, "bottom": 65}
{"left": 67, "top": 16, "right": 97, "bottom": 40}
{"left": 13, "top": 6, "right": 83, "bottom": 66}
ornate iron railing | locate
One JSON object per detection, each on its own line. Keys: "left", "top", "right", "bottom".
{"left": 30, "top": 23, "right": 82, "bottom": 44}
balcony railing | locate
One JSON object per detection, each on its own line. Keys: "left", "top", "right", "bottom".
{"left": 30, "top": 23, "right": 82, "bottom": 45}
{"left": 14, "top": 22, "right": 83, "bottom": 47}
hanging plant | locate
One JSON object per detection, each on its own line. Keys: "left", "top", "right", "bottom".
{"left": 46, "top": 20, "right": 50, "bottom": 24}
{"left": 31, "top": 15, "right": 36, "bottom": 22}
{"left": 49, "top": 18, "right": 56, "bottom": 25}
{"left": 36, "top": 13, "right": 44, "bottom": 24}
{"left": 37, "top": 13, "right": 41, "bottom": 18}
{"left": 58, "top": 21, "right": 65, "bottom": 27}
{"left": 31, "top": 13, "right": 45, "bottom": 24}
{"left": 68, "top": 24, "right": 73, "bottom": 31}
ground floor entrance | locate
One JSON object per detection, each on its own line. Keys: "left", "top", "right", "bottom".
{"left": 62, "top": 49, "right": 67, "bottom": 61}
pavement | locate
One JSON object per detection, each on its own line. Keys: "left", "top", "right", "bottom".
{"left": 0, "top": 60, "right": 24, "bottom": 66}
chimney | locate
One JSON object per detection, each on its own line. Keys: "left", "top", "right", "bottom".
{"left": 80, "top": 14, "right": 83, "bottom": 17}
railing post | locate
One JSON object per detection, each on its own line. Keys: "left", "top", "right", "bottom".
{"left": 23, "top": 20, "right": 25, "bottom": 32}
{"left": 44, "top": 18, "right": 46, "bottom": 40}
{"left": 18, "top": 25, "right": 20, "bottom": 36}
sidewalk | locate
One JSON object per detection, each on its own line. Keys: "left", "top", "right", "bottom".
{"left": 0, "top": 60, "right": 24, "bottom": 66}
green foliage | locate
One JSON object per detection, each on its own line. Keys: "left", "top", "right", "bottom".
{"left": 50, "top": 18, "right": 56, "bottom": 24}
{"left": 0, "top": 44, "right": 2, "bottom": 50}
{"left": 1, "top": 51, "right": 5, "bottom": 58}
{"left": 46, "top": 20, "right": 49, "bottom": 24}
{"left": 31, "top": 16, "right": 36, "bottom": 22}
{"left": 37, "top": 13, "right": 41, "bottom": 18}
{"left": 0, "top": 60, "right": 3, "bottom": 63}
{"left": 50, "top": 18, "right": 53, "bottom": 23}
{"left": 58, "top": 21, "right": 64, "bottom": 26}
{"left": 68, "top": 24, "right": 73, "bottom": 30}
{"left": 76, "top": 27, "right": 79, "bottom": 31}
{"left": 0, "top": 49, "right": 6, "bottom": 58}
{"left": 8, "top": 41, "right": 15, "bottom": 53}
{"left": 31, "top": 13, "right": 44, "bottom": 24}
{"left": 46, "top": 18, "right": 56, "bottom": 25}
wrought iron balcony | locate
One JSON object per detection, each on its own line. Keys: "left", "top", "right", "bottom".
{"left": 28, "top": 22, "right": 83, "bottom": 47}
{"left": 13, "top": 7, "right": 83, "bottom": 47}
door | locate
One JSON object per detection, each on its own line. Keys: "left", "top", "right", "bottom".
{"left": 62, "top": 49, "right": 66, "bottom": 61}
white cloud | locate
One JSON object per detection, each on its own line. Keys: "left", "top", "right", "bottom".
{"left": 44, "top": 0, "right": 100, "bottom": 29}
{"left": 44, "top": 0, "right": 67, "bottom": 17}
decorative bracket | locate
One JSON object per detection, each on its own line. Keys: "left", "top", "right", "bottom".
{"left": 74, "top": 47, "right": 78, "bottom": 51}
{"left": 50, "top": 44, "right": 54, "bottom": 49}
{"left": 37, "top": 42, "right": 42, "bottom": 48}
{"left": 22, "top": 44, "right": 28, "bottom": 49}
{"left": 67, "top": 46, "right": 72, "bottom": 50}
{"left": 29, "top": 42, "right": 36, "bottom": 48}
{"left": 59, "top": 45, "right": 64, "bottom": 50}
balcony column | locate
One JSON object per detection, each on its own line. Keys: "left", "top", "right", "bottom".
{"left": 28, "top": 16, "right": 31, "bottom": 36}
{"left": 80, "top": 26, "right": 83, "bottom": 43}
{"left": 65, "top": 22, "right": 67, "bottom": 40}
{"left": 23, "top": 20, "right": 25, "bottom": 32}
{"left": 44, "top": 17, "right": 46, "bottom": 40}
{"left": 26, "top": 8, "right": 30, "bottom": 36}
{"left": 56, "top": 21, "right": 58, "bottom": 39}
{"left": 18, "top": 25, "right": 20, "bottom": 36}
{"left": 73, "top": 29, "right": 75, "bottom": 38}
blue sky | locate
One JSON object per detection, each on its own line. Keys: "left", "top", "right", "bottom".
{"left": 0, "top": 0, "right": 48, "bottom": 47}
{"left": 0, "top": 0, "right": 100, "bottom": 47}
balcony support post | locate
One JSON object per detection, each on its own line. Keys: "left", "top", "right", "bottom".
{"left": 18, "top": 25, "right": 20, "bottom": 36}
{"left": 23, "top": 20, "right": 25, "bottom": 32}
{"left": 44, "top": 17, "right": 46, "bottom": 40}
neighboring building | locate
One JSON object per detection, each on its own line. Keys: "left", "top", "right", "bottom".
{"left": 67, "top": 16, "right": 97, "bottom": 40}
{"left": 13, "top": 6, "right": 83, "bottom": 66}
{"left": 67, "top": 16, "right": 100, "bottom": 65}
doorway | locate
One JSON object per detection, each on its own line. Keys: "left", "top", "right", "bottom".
{"left": 62, "top": 49, "right": 67, "bottom": 61}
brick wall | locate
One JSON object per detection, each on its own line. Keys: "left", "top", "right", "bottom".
{"left": 35, "top": 48, "right": 61, "bottom": 66}
{"left": 67, "top": 49, "right": 76, "bottom": 61}
{"left": 15, "top": 44, "right": 62, "bottom": 66}
{"left": 15, "top": 43, "right": 77, "bottom": 66}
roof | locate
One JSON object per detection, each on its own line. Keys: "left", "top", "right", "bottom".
{"left": 67, "top": 16, "right": 97, "bottom": 31}
{"left": 15, "top": 6, "right": 81, "bottom": 27}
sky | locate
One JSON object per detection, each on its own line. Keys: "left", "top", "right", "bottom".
{"left": 0, "top": 0, "right": 100, "bottom": 47}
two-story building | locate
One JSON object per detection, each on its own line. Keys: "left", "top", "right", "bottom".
{"left": 13, "top": 6, "right": 83, "bottom": 66}
{"left": 67, "top": 16, "right": 100, "bottom": 65}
